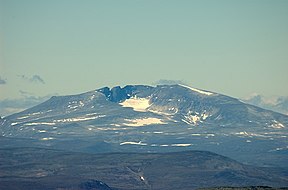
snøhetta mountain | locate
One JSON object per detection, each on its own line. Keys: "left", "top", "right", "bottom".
{"left": 1, "top": 84, "right": 287, "bottom": 167}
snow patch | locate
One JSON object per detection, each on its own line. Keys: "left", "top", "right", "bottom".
{"left": 271, "top": 146, "right": 288, "bottom": 152}
{"left": 123, "top": 118, "right": 166, "bottom": 127}
{"left": 171, "top": 144, "right": 192, "bottom": 147}
{"left": 179, "top": 84, "right": 213, "bottom": 96}
{"left": 41, "top": 137, "right": 54, "bottom": 141}
{"left": 150, "top": 143, "right": 194, "bottom": 147}
{"left": 120, "top": 141, "right": 147, "bottom": 146}
{"left": 182, "top": 119, "right": 191, "bottom": 125}
{"left": 270, "top": 120, "right": 285, "bottom": 129}
{"left": 79, "top": 101, "right": 84, "bottom": 107}
{"left": 67, "top": 101, "right": 85, "bottom": 109}
{"left": 183, "top": 112, "right": 201, "bottom": 125}
{"left": 85, "top": 113, "right": 98, "bottom": 116}
{"left": 153, "top": 131, "right": 164, "bottom": 134}
{"left": 90, "top": 94, "right": 96, "bottom": 100}
{"left": 191, "top": 134, "right": 201, "bottom": 136}
{"left": 54, "top": 115, "right": 105, "bottom": 122}
{"left": 120, "top": 97, "right": 150, "bottom": 112}
{"left": 182, "top": 111, "right": 210, "bottom": 125}
{"left": 238, "top": 131, "right": 250, "bottom": 136}
{"left": 29, "top": 112, "right": 41, "bottom": 116}
{"left": 68, "top": 105, "right": 78, "bottom": 109}
{"left": 235, "top": 131, "right": 270, "bottom": 138}
{"left": 110, "top": 124, "right": 121, "bottom": 127}
{"left": 24, "top": 122, "right": 56, "bottom": 126}
{"left": 17, "top": 116, "right": 29, "bottom": 120}
{"left": 201, "top": 112, "right": 209, "bottom": 120}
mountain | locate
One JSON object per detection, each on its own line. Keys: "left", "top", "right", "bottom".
{"left": 0, "top": 84, "right": 287, "bottom": 167}
{"left": 243, "top": 95, "right": 288, "bottom": 115}
{"left": 0, "top": 148, "right": 287, "bottom": 190}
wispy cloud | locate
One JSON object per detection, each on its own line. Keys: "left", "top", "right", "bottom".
{"left": 31, "top": 75, "right": 45, "bottom": 84}
{"left": 19, "top": 90, "right": 34, "bottom": 97}
{"left": 0, "top": 76, "right": 7, "bottom": 85}
{"left": 18, "top": 74, "right": 45, "bottom": 84}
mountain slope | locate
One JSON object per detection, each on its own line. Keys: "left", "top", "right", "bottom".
{"left": 0, "top": 84, "right": 287, "bottom": 167}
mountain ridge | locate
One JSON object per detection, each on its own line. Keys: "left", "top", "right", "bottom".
{"left": 1, "top": 84, "right": 287, "bottom": 167}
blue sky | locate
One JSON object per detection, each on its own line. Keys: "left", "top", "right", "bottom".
{"left": 1, "top": 0, "right": 288, "bottom": 104}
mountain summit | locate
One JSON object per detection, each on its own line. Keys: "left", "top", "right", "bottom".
{"left": 1, "top": 84, "right": 287, "bottom": 167}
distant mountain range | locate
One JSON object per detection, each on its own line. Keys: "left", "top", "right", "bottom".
{"left": 0, "top": 94, "right": 53, "bottom": 117}
{"left": 243, "top": 95, "right": 288, "bottom": 115}
{"left": 1, "top": 84, "right": 287, "bottom": 167}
